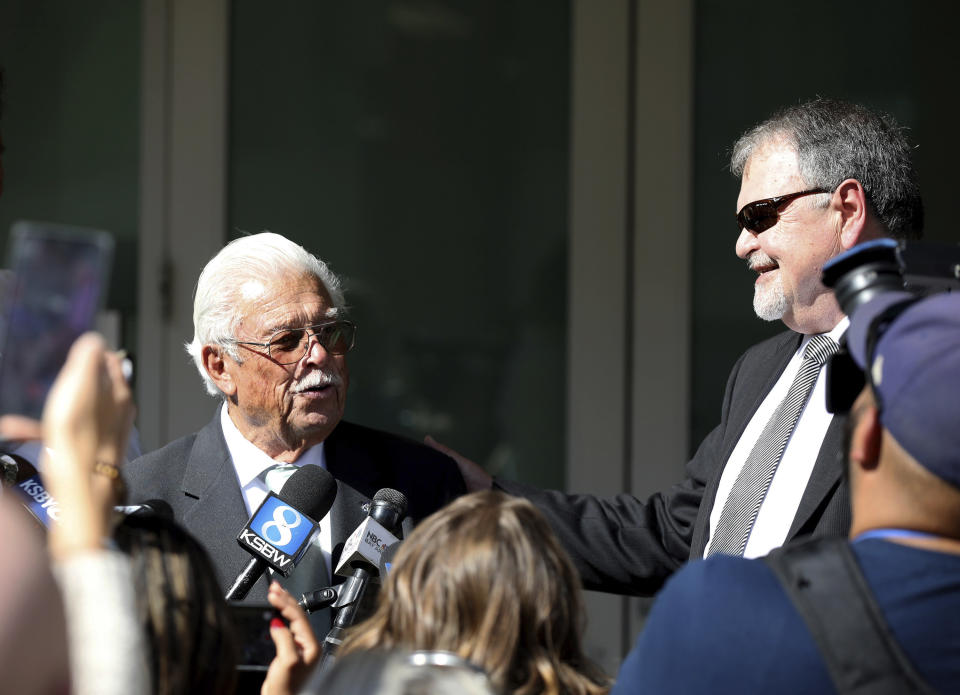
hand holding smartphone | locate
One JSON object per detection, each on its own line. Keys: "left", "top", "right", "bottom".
{"left": 0, "top": 221, "right": 113, "bottom": 421}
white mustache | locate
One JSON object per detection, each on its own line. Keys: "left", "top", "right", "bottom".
{"left": 748, "top": 251, "right": 778, "bottom": 271}
{"left": 292, "top": 370, "right": 342, "bottom": 393}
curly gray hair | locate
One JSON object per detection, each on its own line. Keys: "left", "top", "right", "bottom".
{"left": 731, "top": 98, "right": 923, "bottom": 241}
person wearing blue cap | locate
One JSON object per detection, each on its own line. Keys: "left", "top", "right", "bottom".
{"left": 610, "top": 290, "right": 960, "bottom": 694}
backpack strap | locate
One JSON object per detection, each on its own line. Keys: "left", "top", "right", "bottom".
{"left": 764, "top": 537, "right": 937, "bottom": 695}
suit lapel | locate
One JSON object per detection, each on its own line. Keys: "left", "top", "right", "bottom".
{"left": 178, "top": 417, "right": 255, "bottom": 594}
{"left": 720, "top": 332, "right": 803, "bottom": 466}
{"left": 787, "top": 413, "right": 846, "bottom": 539}
{"left": 691, "top": 332, "right": 802, "bottom": 557}
{"left": 693, "top": 331, "right": 851, "bottom": 555}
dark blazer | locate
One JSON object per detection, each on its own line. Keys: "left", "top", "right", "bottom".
{"left": 124, "top": 413, "right": 467, "bottom": 601}
{"left": 497, "top": 330, "right": 851, "bottom": 596}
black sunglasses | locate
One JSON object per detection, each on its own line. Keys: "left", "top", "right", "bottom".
{"left": 736, "top": 188, "right": 831, "bottom": 233}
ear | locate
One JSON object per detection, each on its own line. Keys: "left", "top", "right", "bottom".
{"left": 202, "top": 344, "right": 238, "bottom": 398}
{"left": 833, "top": 178, "right": 870, "bottom": 250}
{"left": 848, "top": 401, "right": 882, "bottom": 472}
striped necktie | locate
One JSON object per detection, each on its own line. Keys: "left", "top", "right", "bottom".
{"left": 707, "top": 334, "right": 839, "bottom": 557}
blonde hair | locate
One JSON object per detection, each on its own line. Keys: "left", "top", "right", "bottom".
{"left": 339, "top": 491, "right": 610, "bottom": 695}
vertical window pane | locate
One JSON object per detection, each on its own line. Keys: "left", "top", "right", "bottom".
{"left": 230, "top": 2, "right": 570, "bottom": 487}
{"left": 0, "top": 1, "right": 140, "bottom": 353}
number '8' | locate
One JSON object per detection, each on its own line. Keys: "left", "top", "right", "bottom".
{"left": 260, "top": 505, "right": 302, "bottom": 546}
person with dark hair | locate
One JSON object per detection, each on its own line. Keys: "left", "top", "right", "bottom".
{"left": 333, "top": 490, "right": 611, "bottom": 695}
{"left": 612, "top": 290, "right": 960, "bottom": 693}
{"left": 434, "top": 98, "right": 924, "bottom": 595}
{"left": 113, "top": 512, "right": 238, "bottom": 695}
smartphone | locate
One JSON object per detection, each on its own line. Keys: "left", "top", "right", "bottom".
{"left": 228, "top": 603, "right": 280, "bottom": 671}
{"left": 0, "top": 221, "right": 114, "bottom": 420}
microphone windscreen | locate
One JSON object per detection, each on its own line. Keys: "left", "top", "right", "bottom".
{"left": 278, "top": 465, "right": 337, "bottom": 521}
{"left": 372, "top": 488, "right": 408, "bottom": 517}
{"left": 0, "top": 454, "right": 39, "bottom": 485}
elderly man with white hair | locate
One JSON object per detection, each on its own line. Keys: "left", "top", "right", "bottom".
{"left": 125, "top": 232, "right": 466, "bottom": 610}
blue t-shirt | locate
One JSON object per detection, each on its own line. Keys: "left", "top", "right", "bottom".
{"left": 611, "top": 539, "right": 960, "bottom": 694}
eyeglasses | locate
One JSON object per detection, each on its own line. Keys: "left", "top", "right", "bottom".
{"left": 736, "top": 188, "right": 831, "bottom": 233}
{"left": 229, "top": 320, "right": 356, "bottom": 364}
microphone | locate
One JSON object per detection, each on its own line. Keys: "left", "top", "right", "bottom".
{"left": 225, "top": 464, "right": 337, "bottom": 601}
{"left": 298, "top": 538, "right": 404, "bottom": 614}
{"left": 316, "top": 488, "right": 408, "bottom": 665}
{"left": 115, "top": 499, "right": 174, "bottom": 519}
{"left": 5, "top": 454, "right": 175, "bottom": 529}
{"left": 333, "top": 487, "right": 406, "bottom": 579}
{"left": 1, "top": 454, "right": 19, "bottom": 486}
{"left": 1, "top": 452, "right": 39, "bottom": 487}
{"left": 299, "top": 488, "right": 407, "bottom": 613}
{"left": 5, "top": 456, "right": 60, "bottom": 528}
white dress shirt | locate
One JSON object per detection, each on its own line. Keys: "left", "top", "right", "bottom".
{"left": 704, "top": 318, "right": 848, "bottom": 559}
{"left": 219, "top": 404, "right": 333, "bottom": 585}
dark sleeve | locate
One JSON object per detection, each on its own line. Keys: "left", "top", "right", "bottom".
{"left": 611, "top": 557, "right": 833, "bottom": 694}
{"left": 376, "top": 436, "right": 467, "bottom": 522}
{"left": 326, "top": 421, "right": 467, "bottom": 523}
{"left": 406, "top": 447, "right": 467, "bottom": 520}
{"left": 496, "top": 348, "right": 751, "bottom": 596}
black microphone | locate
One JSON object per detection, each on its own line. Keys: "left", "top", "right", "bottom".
{"left": 0, "top": 452, "right": 37, "bottom": 487}
{"left": 225, "top": 464, "right": 337, "bottom": 601}
{"left": 4, "top": 456, "right": 60, "bottom": 529}
{"left": 299, "top": 488, "right": 408, "bottom": 613}
{"left": 1, "top": 453, "right": 20, "bottom": 487}
{"left": 317, "top": 488, "right": 408, "bottom": 665}
{"left": 299, "top": 537, "right": 405, "bottom": 614}
{"left": 115, "top": 499, "right": 174, "bottom": 519}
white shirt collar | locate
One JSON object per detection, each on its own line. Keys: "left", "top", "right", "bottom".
{"left": 219, "top": 403, "right": 327, "bottom": 490}
{"left": 798, "top": 315, "right": 849, "bottom": 352}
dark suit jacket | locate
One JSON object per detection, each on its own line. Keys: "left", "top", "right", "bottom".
{"left": 124, "top": 413, "right": 467, "bottom": 601}
{"left": 497, "top": 330, "right": 851, "bottom": 596}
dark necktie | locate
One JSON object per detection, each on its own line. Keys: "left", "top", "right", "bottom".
{"left": 707, "top": 334, "right": 839, "bottom": 557}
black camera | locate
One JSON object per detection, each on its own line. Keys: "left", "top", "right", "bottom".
{"left": 821, "top": 239, "right": 960, "bottom": 413}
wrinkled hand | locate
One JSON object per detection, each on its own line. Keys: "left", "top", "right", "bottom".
{"left": 261, "top": 582, "right": 321, "bottom": 695}
{"left": 424, "top": 435, "right": 493, "bottom": 492}
{"left": 41, "top": 334, "right": 135, "bottom": 557}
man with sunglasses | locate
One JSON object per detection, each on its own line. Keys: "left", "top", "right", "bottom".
{"left": 436, "top": 98, "right": 924, "bottom": 596}
{"left": 125, "top": 232, "right": 466, "bottom": 609}
{"left": 611, "top": 290, "right": 960, "bottom": 694}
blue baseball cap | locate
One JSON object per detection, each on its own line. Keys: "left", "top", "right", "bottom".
{"left": 845, "top": 291, "right": 960, "bottom": 488}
